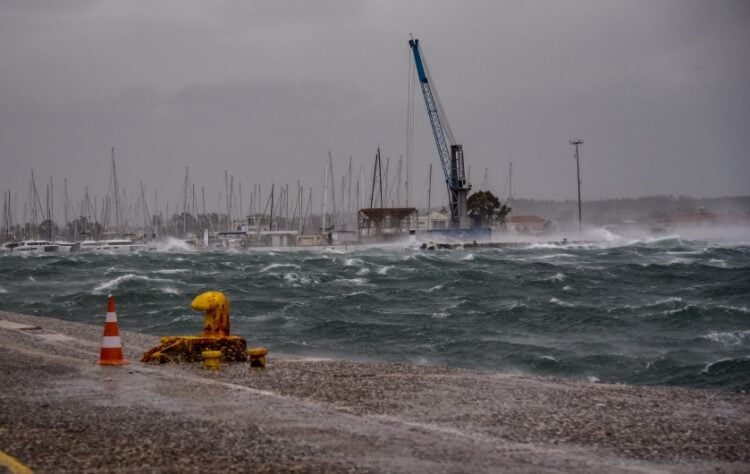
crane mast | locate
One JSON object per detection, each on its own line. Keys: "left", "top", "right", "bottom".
{"left": 408, "top": 37, "right": 471, "bottom": 228}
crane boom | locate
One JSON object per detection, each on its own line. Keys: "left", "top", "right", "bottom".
{"left": 409, "top": 37, "right": 471, "bottom": 228}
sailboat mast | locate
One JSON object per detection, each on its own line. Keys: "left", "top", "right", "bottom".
{"left": 111, "top": 147, "right": 120, "bottom": 231}
{"left": 508, "top": 162, "right": 513, "bottom": 212}
{"left": 182, "top": 166, "right": 189, "bottom": 236}
{"left": 322, "top": 156, "right": 328, "bottom": 234}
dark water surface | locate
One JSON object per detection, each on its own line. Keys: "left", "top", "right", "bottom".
{"left": 2, "top": 232, "right": 749, "bottom": 391}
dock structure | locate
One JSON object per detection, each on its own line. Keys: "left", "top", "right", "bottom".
{"left": 1, "top": 310, "right": 749, "bottom": 472}
{"left": 357, "top": 207, "right": 417, "bottom": 241}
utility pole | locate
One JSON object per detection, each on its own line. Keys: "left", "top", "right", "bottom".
{"left": 569, "top": 139, "right": 583, "bottom": 233}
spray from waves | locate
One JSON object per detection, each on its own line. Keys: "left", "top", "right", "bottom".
{"left": 152, "top": 268, "right": 190, "bottom": 275}
{"left": 93, "top": 273, "right": 179, "bottom": 293}
{"left": 282, "top": 272, "right": 318, "bottom": 287}
{"left": 376, "top": 265, "right": 392, "bottom": 275}
{"left": 533, "top": 253, "right": 575, "bottom": 260}
{"left": 701, "top": 330, "right": 750, "bottom": 346}
{"left": 584, "top": 226, "right": 629, "bottom": 244}
{"left": 154, "top": 237, "right": 196, "bottom": 252}
{"left": 549, "top": 297, "right": 576, "bottom": 307}
{"left": 261, "top": 263, "right": 301, "bottom": 273}
{"left": 332, "top": 277, "right": 369, "bottom": 286}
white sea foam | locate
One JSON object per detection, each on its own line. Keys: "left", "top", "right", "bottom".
{"left": 702, "top": 330, "right": 750, "bottom": 346}
{"left": 0, "top": 286, "right": 7, "bottom": 294}
{"left": 169, "top": 313, "right": 198, "bottom": 323}
{"left": 153, "top": 268, "right": 189, "bottom": 275}
{"left": 608, "top": 297, "right": 683, "bottom": 315}
{"left": 343, "top": 258, "right": 364, "bottom": 267}
{"left": 652, "top": 297, "right": 682, "bottom": 306}
{"left": 333, "top": 277, "right": 368, "bottom": 286}
{"left": 356, "top": 267, "right": 371, "bottom": 276}
{"left": 462, "top": 253, "right": 475, "bottom": 261}
{"left": 426, "top": 284, "right": 444, "bottom": 293}
{"left": 535, "top": 253, "right": 574, "bottom": 260}
{"left": 376, "top": 265, "right": 392, "bottom": 275}
{"left": 343, "top": 291, "right": 367, "bottom": 298}
{"left": 562, "top": 285, "right": 572, "bottom": 291}
{"left": 660, "top": 305, "right": 693, "bottom": 316}
{"left": 261, "top": 263, "right": 300, "bottom": 273}
{"left": 161, "top": 286, "right": 182, "bottom": 295}
{"left": 154, "top": 237, "right": 195, "bottom": 252}
{"left": 498, "top": 300, "right": 527, "bottom": 310}
{"left": 93, "top": 273, "right": 175, "bottom": 293}
{"left": 549, "top": 297, "right": 575, "bottom": 307}
{"left": 431, "top": 312, "right": 449, "bottom": 319}
{"left": 282, "top": 272, "right": 316, "bottom": 286}
{"left": 702, "top": 358, "right": 733, "bottom": 374}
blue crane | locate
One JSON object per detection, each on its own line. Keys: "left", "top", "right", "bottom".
{"left": 408, "top": 37, "right": 471, "bottom": 228}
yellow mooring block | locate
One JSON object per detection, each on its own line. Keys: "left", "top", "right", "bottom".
{"left": 247, "top": 347, "right": 269, "bottom": 368}
{"left": 140, "top": 291, "right": 248, "bottom": 363}
{"left": 202, "top": 350, "right": 223, "bottom": 370}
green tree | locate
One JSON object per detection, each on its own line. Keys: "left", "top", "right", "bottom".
{"left": 467, "top": 191, "right": 511, "bottom": 226}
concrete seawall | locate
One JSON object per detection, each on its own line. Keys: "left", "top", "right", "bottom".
{"left": 1, "top": 310, "right": 748, "bottom": 473}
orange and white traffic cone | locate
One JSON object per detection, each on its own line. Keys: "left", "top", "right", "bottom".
{"left": 98, "top": 294, "right": 128, "bottom": 365}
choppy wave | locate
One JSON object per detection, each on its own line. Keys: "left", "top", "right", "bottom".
{"left": 1, "top": 234, "right": 749, "bottom": 391}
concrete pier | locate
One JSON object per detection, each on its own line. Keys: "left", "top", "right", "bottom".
{"left": 1, "top": 310, "right": 748, "bottom": 473}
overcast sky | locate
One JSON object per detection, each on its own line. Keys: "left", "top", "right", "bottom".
{"left": 1, "top": 0, "right": 748, "bottom": 216}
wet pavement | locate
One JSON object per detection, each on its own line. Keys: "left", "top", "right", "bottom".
{"left": 1, "top": 310, "right": 749, "bottom": 473}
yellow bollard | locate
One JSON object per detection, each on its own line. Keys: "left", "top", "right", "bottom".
{"left": 247, "top": 347, "right": 268, "bottom": 368}
{"left": 140, "top": 291, "right": 248, "bottom": 363}
{"left": 202, "top": 350, "right": 222, "bottom": 370}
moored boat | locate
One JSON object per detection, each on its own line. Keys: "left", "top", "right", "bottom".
{"left": 8, "top": 240, "right": 60, "bottom": 253}
{"left": 71, "top": 238, "right": 148, "bottom": 253}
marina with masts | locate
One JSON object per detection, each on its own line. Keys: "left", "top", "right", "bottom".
{"left": 2, "top": 36, "right": 742, "bottom": 254}
{"left": 1, "top": 37, "right": 523, "bottom": 252}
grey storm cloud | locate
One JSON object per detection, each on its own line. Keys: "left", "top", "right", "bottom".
{"left": 1, "top": 0, "right": 748, "bottom": 213}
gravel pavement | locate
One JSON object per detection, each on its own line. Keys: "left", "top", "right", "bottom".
{"left": 1, "top": 310, "right": 748, "bottom": 473}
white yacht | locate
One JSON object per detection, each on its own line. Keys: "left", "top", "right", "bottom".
{"left": 71, "top": 238, "right": 148, "bottom": 253}
{"left": 9, "top": 240, "right": 60, "bottom": 253}
{"left": 101, "top": 238, "right": 148, "bottom": 252}
{"left": 53, "top": 241, "right": 77, "bottom": 252}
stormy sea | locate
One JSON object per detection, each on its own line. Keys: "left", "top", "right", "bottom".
{"left": 1, "top": 227, "right": 748, "bottom": 392}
